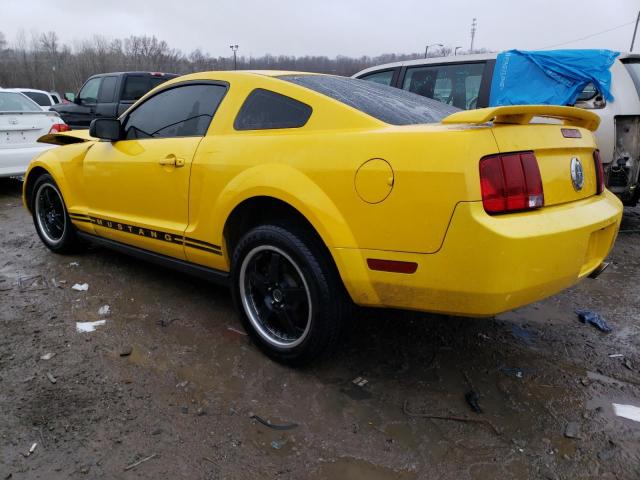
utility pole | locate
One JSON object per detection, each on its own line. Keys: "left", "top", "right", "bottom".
{"left": 631, "top": 10, "right": 640, "bottom": 52}
{"left": 470, "top": 18, "right": 477, "bottom": 52}
{"left": 229, "top": 44, "right": 239, "bottom": 70}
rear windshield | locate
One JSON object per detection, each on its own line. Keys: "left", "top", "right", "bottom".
{"left": 622, "top": 59, "right": 640, "bottom": 97}
{"left": 278, "top": 75, "right": 459, "bottom": 125}
{"left": 22, "top": 91, "right": 51, "bottom": 106}
{"left": 0, "top": 92, "right": 42, "bottom": 112}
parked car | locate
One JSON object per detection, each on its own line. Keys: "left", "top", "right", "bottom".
{"left": 354, "top": 52, "right": 640, "bottom": 205}
{"left": 23, "top": 72, "right": 621, "bottom": 364}
{"left": 0, "top": 90, "right": 68, "bottom": 178}
{"left": 6, "top": 88, "right": 62, "bottom": 111}
{"left": 51, "top": 71, "right": 178, "bottom": 129}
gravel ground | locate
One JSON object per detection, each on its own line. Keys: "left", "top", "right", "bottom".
{"left": 1, "top": 177, "right": 639, "bottom": 479}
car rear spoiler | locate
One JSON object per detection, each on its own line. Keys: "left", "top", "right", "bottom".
{"left": 38, "top": 130, "right": 95, "bottom": 146}
{"left": 442, "top": 105, "right": 600, "bottom": 131}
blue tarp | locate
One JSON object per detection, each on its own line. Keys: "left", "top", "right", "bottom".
{"left": 489, "top": 49, "right": 619, "bottom": 107}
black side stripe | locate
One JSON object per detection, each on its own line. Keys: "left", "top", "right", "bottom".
{"left": 184, "top": 237, "right": 222, "bottom": 251}
{"left": 69, "top": 214, "right": 222, "bottom": 255}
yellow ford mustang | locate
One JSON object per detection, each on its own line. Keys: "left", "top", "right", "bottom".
{"left": 23, "top": 71, "right": 622, "bottom": 364}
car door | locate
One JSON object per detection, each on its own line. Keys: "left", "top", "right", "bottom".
{"left": 82, "top": 82, "right": 228, "bottom": 260}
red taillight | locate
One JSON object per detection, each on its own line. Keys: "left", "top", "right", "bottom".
{"left": 593, "top": 149, "right": 605, "bottom": 195}
{"left": 49, "top": 123, "right": 70, "bottom": 133}
{"left": 479, "top": 151, "right": 544, "bottom": 215}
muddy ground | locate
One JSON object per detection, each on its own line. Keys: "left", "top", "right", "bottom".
{"left": 1, "top": 177, "right": 639, "bottom": 479}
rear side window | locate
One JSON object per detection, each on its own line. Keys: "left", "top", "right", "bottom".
{"left": 359, "top": 70, "right": 395, "bottom": 86}
{"left": 123, "top": 83, "right": 227, "bottom": 139}
{"left": 98, "top": 76, "right": 117, "bottom": 103}
{"left": 22, "top": 91, "right": 51, "bottom": 107}
{"left": 279, "top": 75, "right": 458, "bottom": 125}
{"left": 122, "top": 76, "right": 151, "bottom": 101}
{"left": 402, "top": 63, "right": 486, "bottom": 110}
{"left": 234, "top": 89, "right": 312, "bottom": 130}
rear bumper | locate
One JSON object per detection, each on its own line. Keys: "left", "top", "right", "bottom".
{"left": 0, "top": 144, "right": 54, "bottom": 178}
{"left": 333, "top": 191, "right": 622, "bottom": 316}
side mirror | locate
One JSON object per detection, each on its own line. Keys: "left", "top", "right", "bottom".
{"left": 63, "top": 92, "right": 75, "bottom": 102}
{"left": 89, "top": 118, "right": 121, "bottom": 141}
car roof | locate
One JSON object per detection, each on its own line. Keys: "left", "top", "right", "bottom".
{"left": 5, "top": 88, "right": 52, "bottom": 94}
{"left": 354, "top": 51, "right": 640, "bottom": 77}
{"left": 88, "top": 71, "right": 178, "bottom": 78}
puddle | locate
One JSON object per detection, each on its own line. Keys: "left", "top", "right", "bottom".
{"left": 76, "top": 320, "right": 106, "bottom": 333}
{"left": 309, "top": 458, "right": 416, "bottom": 480}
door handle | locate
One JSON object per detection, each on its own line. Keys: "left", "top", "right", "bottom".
{"left": 158, "top": 155, "right": 185, "bottom": 168}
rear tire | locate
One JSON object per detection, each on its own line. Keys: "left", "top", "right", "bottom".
{"left": 231, "top": 224, "right": 348, "bottom": 366}
{"left": 31, "top": 174, "right": 84, "bottom": 254}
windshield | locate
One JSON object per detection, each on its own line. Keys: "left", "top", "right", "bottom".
{"left": 0, "top": 92, "right": 42, "bottom": 112}
{"left": 278, "top": 74, "right": 459, "bottom": 125}
{"left": 622, "top": 59, "right": 640, "bottom": 97}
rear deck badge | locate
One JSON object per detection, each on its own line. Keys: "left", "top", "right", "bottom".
{"left": 570, "top": 157, "right": 584, "bottom": 191}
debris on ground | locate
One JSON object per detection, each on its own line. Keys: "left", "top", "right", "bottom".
{"left": 119, "top": 346, "right": 133, "bottom": 357}
{"left": 271, "top": 440, "right": 286, "bottom": 450}
{"left": 18, "top": 275, "right": 48, "bottom": 291}
{"left": 40, "top": 352, "right": 55, "bottom": 361}
{"left": 75, "top": 320, "right": 106, "bottom": 333}
{"left": 612, "top": 403, "right": 640, "bottom": 422}
{"left": 156, "top": 318, "right": 177, "bottom": 327}
{"left": 352, "top": 376, "right": 368, "bottom": 387}
{"left": 575, "top": 310, "right": 612, "bottom": 333}
{"left": 98, "top": 305, "right": 111, "bottom": 316}
{"left": 124, "top": 453, "right": 158, "bottom": 472}
{"left": 24, "top": 442, "right": 37, "bottom": 457}
{"left": 227, "top": 326, "right": 247, "bottom": 336}
{"left": 623, "top": 358, "right": 634, "bottom": 370}
{"left": 71, "top": 283, "right": 89, "bottom": 292}
{"left": 465, "top": 390, "right": 483, "bottom": 414}
{"left": 176, "top": 381, "right": 188, "bottom": 388}
{"left": 564, "top": 421, "right": 581, "bottom": 439}
{"left": 403, "top": 400, "right": 500, "bottom": 435}
{"left": 69, "top": 262, "right": 79, "bottom": 267}
{"left": 501, "top": 367, "right": 525, "bottom": 379}
{"left": 250, "top": 414, "right": 299, "bottom": 430}
{"left": 46, "top": 372, "right": 57, "bottom": 384}
{"left": 608, "top": 353, "right": 623, "bottom": 358}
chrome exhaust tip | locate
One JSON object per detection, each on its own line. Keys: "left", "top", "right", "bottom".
{"left": 588, "top": 262, "right": 610, "bottom": 279}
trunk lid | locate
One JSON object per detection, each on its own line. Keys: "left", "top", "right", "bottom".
{"left": 0, "top": 112, "right": 61, "bottom": 149}
{"left": 491, "top": 123, "right": 598, "bottom": 206}
{"left": 443, "top": 105, "right": 601, "bottom": 207}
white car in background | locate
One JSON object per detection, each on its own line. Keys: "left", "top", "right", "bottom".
{"left": 354, "top": 52, "right": 640, "bottom": 205}
{"left": 0, "top": 90, "right": 69, "bottom": 178}
{"left": 6, "top": 88, "right": 62, "bottom": 111}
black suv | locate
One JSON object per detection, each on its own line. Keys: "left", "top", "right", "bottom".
{"left": 52, "top": 72, "right": 178, "bottom": 129}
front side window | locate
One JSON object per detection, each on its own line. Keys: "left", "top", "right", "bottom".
{"left": 22, "top": 91, "right": 52, "bottom": 107}
{"left": 234, "top": 89, "right": 312, "bottom": 130}
{"left": 403, "top": 63, "right": 486, "bottom": 110}
{"left": 122, "top": 83, "right": 227, "bottom": 139}
{"left": 0, "top": 92, "right": 42, "bottom": 112}
{"left": 359, "top": 70, "right": 395, "bottom": 86}
{"left": 78, "top": 77, "right": 102, "bottom": 104}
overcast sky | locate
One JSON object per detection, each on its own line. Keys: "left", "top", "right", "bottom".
{"left": 2, "top": 0, "right": 639, "bottom": 57}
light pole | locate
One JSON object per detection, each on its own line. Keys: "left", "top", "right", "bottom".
{"left": 454, "top": 46, "right": 462, "bottom": 56}
{"left": 424, "top": 43, "right": 443, "bottom": 59}
{"left": 229, "top": 44, "right": 239, "bottom": 70}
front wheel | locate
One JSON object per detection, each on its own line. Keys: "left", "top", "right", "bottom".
{"left": 31, "top": 174, "right": 84, "bottom": 254}
{"left": 231, "top": 224, "right": 348, "bottom": 365}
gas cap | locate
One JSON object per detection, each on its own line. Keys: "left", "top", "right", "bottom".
{"left": 354, "top": 158, "right": 394, "bottom": 204}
